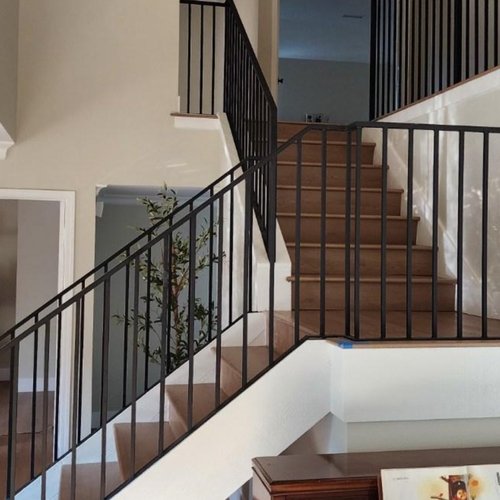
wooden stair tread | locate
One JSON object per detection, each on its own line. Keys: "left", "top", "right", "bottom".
{"left": 166, "top": 383, "right": 228, "bottom": 428}
{"left": 0, "top": 431, "right": 54, "bottom": 497}
{"left": 276, "top": 310, "right": 500, "bottom": 340}
{"left": 287, "top": 275, "right": 456, "bottom": 284}
{"left": 114, "top": 422, "right": 177, "bottom": 480}
{"left": 278, "top": 160, "right": 383, "bottom": 168}
{"left": 0, "top": 383, "right": 55, "bottom": 435}
{"left": 219, "top": 346, "right": 273, "bottom": 379}
{"left": 278, "top": 185, "right": 403, "bottom": 193}
{"left": 59, "top": 462, "right": 123, "bottom": 500}
{"left": 278, "top": 212, "right": 420, "bottom": 221}
{"left": 278, "top": 139, "right": 376, "bottom": 147}
{"left": 286, "top": 243, "right": 431, "bottom": 251}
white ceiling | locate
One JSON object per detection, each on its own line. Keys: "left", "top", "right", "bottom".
{"left": 279, "top": 0, "right": 371, "bottom": 64}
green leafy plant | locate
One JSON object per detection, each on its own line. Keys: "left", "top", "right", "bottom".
{"left": 115, "top": 186, "right": 220, "bottom": 370}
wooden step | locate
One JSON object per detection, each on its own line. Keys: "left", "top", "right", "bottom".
{"left": 59, "top": 462, "right": 123, "bottom": 500}
{"left": 278, "top": 213, "right": 419, "bottom": 245}
{"left": 0, "top": 431, "right": 53, "bottom": 498}
{"left": 273, "top": 312, "right": 319, "bottom": 355}
{"left": 278, "top": 121, "right": 348, "bottom": 142}
{"left": 287, "top": 243, "right": 433, "bottom": 276}
{"left": 0, "top": 384, "right": 54, "bottom": 435}
{"left": 165, "top": 383, "right": 228, "bottom": 436}
{"left": 276, "top": 310, "right": 500, "bottom": 340}
{"left": 278, "top": 140, "right": 375, "bottom": 164}
{"left": 113, "top": 421, "right": 177, "bottom": 480}
{"left": 288, "top": 275, "right": 456, "bottom": 312}
{"left": 277, "top": 186, "right": 403, "bottom": 216}
{"left": 219, "top": 346, "right": 273, "bottom": 396}
{"left": 277, "top": 161, "right": 385, "bottom": 188}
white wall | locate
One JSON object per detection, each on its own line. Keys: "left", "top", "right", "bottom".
{"left": 364, "top": 67, "right": 500, "bottom": 318}
{"left": 278, "top": 58, "right": 370, "bottom": 123}
{"left": 0, "top": 200, "right": 18, "bottom": 374}
{"left": 0, "top": 0, "right": 18, "bottom": 142}
{"left": 112, "top": 340, "right": 500, "bottom": 499}
{"left": 115, "top": 340, "right": 332, "bottom": 500}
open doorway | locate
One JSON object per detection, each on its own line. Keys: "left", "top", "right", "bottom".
{"left": 0, "top": 189, "right": 75, "bottom": 458}
{"left": 278, "top": 0, "right": 371, "bottom": 124}
{"left": 0, "top": 195, "right": 74, "bottom": 382}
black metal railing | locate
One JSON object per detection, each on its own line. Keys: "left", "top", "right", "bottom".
{"left": 179, "top": 0, "right": 225, "bottom": 115}
{"left": 1, "top": 154, "right": 281, "bottom": 499}
{"left": 371, "top": 0, "right": 500, "bottom": 118}
{"left": 224, "top": 0, "right": 278, "bottom": 252}
{"left": 3, "top": 118, "right": 500, "bottom": 498}
{"left": 180, "top": 0, "right": 277, "bottom": 252}
{"left": 281, "top": 121, "right": 500, "bottom": 343}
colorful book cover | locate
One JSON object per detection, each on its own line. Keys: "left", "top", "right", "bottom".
{"left": 380, "top": 464, "right": 500, "bottom": 499}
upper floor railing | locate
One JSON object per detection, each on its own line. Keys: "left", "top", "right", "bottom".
{"left": 179, "top": 0, "right": 277, "bottom": 253}
{"left": 371, "top": 0, "right": 500, "bottom": 118}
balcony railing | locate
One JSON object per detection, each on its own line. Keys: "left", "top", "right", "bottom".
{"left": 371, "top": 0, "right": 500, "bottom": 118}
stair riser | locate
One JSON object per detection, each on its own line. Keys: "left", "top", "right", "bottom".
{"left": 278, "top": 143, "right": 375, "bottom": 164}
{"left": 279, "top": 217, "right": 418, "bottom": 245}
{"left": 277, "top": 189, "right": 402, "bottom": 216}
{"left": 220, "top": 361, "right": 242, "bottom": 397}
{"left": 289, "top": 247, "right": 432, "bottom": 276}
{"left": 272, "top": 317, "right": 307, "bottom": 356}
{"left": 277, "top": 164, "right": 384, "bottom": 188}
{"left": 292, "top": 282, "right": 456, "bottom": 311}
{"left": 167, "top": 400, "right": 189, "bottom": 437}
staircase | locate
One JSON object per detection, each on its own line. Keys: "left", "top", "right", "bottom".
{"left": 0, "top": 384, "right": 54, "bottom": 498}
{"left": 5, "top": 0, "right": 500, "bottom": 494}
{"left": 276, "top": 121, "right": 460, "bottom": 339}
{"left": 55, "top": 327, "right": 293, "bottom": 498}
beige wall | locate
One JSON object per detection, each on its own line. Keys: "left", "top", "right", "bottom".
{"left": 0, "top": 0, "right": 18, "bottom": 139}
{"left": 15, "top": 200, "right": 60, "bottom": 386}
{"left": 234, "top": 0, "right": 259, "bottom": 52}
{"left": 0, "top": 200, "right": 18, "bottom": 373}
{"left": 0, "top": 0, "right": 228, "bottom": 406}
{"left": 258, "top": 0, "right": 279, "bottom": 98}
{"left": 1, "top": 0, "right": 226, "bottom": 281}
{"left": 15, "top": 201, "right": 59, "bottom": 321}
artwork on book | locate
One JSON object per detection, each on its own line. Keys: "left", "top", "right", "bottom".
{"left": 380, "top": 464, "right": 500, "bottom": 500}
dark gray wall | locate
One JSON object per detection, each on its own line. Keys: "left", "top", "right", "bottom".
{"left": 93, "top": 187, "right": 213, "bottom": 423}
{"left": 278, "top": 58, "right": 370, "bottom": 123}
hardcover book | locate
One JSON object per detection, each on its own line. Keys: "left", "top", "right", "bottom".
{"left": 380, "top": 464, "right": 500, "bottom": 500}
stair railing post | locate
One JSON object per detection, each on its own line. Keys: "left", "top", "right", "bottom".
{"left": 267, "top": 105, "right": 278, "bottom": 365}
{"left": 369, "top": 0, "right": 378, "bottom": 120}
{"left": 453, "top": 0, "right": 463, "bottom": 84}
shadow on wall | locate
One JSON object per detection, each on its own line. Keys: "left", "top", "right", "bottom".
{"left": 364, "top": 126, "right": 500, "bottom": 320}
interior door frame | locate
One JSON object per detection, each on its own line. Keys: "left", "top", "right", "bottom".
{"left": 0, "top": 188, "right": 75, "bottom": 454}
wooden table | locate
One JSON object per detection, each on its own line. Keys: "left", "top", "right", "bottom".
{"left": 252, "top": 447, "right": 500, "bottom": 499}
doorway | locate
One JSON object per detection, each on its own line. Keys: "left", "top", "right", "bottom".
{"left": 278, "top": 0, "right": 371, "bottom": 124}
{"left": 0, "top": 189, "right": 75, "bottom": 454}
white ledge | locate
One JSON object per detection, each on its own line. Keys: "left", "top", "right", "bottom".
{"left": 0, "top": 140, "right": 14, "bottom": 160}
{"left": 171, "top": 112, "right": 220, "bottom": 130}
{"left": 0, "top": 123, "right": 14, "bottom": 159}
